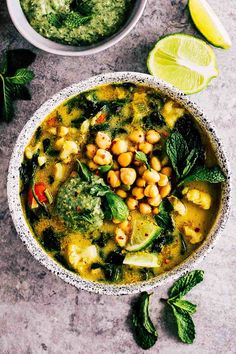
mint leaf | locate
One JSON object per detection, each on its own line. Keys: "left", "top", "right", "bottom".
{"left": 77, "top": 160, "right": 92, "bottom": 182}
{"left": 168, "top": 270, "right": 204, "bottom": 299}
{"left": 182, "top": 148, "right": 199, "bottom": 177}
{"left": 179, "top": 166, "right": 226, "bottom": 185}
{"left": 105, "top": 192, "right": 129, "bottom": 222}
{"left": 9, "top": 68, "right": 34, "bottom": 85}
{"left": 170, "top": 305, "right": 195, "bottom": 344}
{"left": 98, "top": 164, "right": 113, "bottom": 174}
{"left": 131, "top": 292, "right": 158, "bottom": 350}
{"left": 166, "top": 131, "right": 189, "bottom": 178}
{"left": 0, "top": 74, "right": 13, "bottom": 121}
{"left": 169, "top": 299, "right": 197, "bottom": 314}
{"left": 135, "top": 151, "right": 151, "bottom": 170}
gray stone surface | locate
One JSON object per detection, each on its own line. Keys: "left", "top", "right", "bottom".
{"left": 0, "top": 0, "right": 236, "bottom": 353}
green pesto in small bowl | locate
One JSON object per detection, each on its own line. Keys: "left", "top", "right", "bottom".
{"left": 20, "top": 0, "right": 135, "bottom": 46}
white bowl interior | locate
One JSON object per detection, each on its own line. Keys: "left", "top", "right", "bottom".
{"left": 7, "top": 72, "right": 231, "bottom": 295}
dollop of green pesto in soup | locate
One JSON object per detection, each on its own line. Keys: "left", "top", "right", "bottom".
{"left": 20, "top": 0, "right": 134, "bottom": 45}
{"left": 56, "top": 176, "right": 104, "bottom": 232}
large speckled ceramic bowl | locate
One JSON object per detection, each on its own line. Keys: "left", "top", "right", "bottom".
{"left": 7, "top": 0, "right": 147, "bottom": 56}
{"left": 7, "top": 72, "right": 231, "bottom": 296}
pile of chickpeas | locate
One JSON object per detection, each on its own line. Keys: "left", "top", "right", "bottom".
{"left": 85, "top": 128, "right": 172, "bottom": 217}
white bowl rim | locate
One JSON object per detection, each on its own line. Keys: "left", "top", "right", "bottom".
{"left": 7, "top": 72, "right": 231, "bottom": 296}
{"left": 6, "top": 0, "right": 147, "bottom": 56}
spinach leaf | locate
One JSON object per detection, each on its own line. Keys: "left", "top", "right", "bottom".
{"left": 151, "top": 234, "right": 174, "bottom": 253}
{"left": 180, "top": 233, "right": 187, "bottom": 255}
{"left": 105, "top": 192, "right": 129, "bottom": 222}
{"left": 77, "top": 160, "right": 92, "bottom": 182}
{"left": 34, "top": 126, "right": 42, "bottom": 140}
{"left": 179, "top": 166, "right": 226, "bottom": 185}
{"left": 168, "top": 270, "right": 204, "bottom": 300}
{"left": 19, "top": 152, "right": 39, "bottom": 191}
{"left": 92, "top": 232, "right": 112, "bottom": 248}
{"left": 41, "top": 227, "right": 61, "bottom": 252}
{"left": 131, "top": 292, "right": 158, "bottom": 350}
{"left": 42, "top": 138, "right": 51, "bottom": 153}
{"left": 154, "top": 199, "right": 174, "bottom": 233}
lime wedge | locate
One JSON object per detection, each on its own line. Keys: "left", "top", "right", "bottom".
{"left": 125, "top": 214, "right": 162, "bottom": 252}
{"left": 189, "top": 0, "right": 232, "bottom": 49}
{"left": 147, "top": 34, "right": 218, "bottom": 94}
{"left": 123, "top": 253, "right": 161, "bottom": 268}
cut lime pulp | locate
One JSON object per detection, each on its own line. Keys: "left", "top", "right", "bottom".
{"left": 123, "top": 253, "right": 161, "bottom": 268}
{"left": 147, "top": 33, "right": 218, "bottom": 94}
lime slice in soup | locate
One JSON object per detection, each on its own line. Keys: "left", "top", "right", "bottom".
{"left": 188, "top": 0, "right": 232, "bottom": 49}
{"left": 123, "top": 253, "right": 161, "bottom": 268}
{"left": 147, "top": 33, "right": 218, "bottom": 94}
{"left": 126, "top": 214, "right": 162, "bottom": 252}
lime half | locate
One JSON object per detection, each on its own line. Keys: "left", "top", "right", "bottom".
{"left": 123, "top": 253, "right": 161, "bottom": 268}
{"left": 147, "top": 34, "right": 218, "bottom": 94}
{"left": 126, "top": 214, "right": 162, "bottom": 252}
{"left": 189, "top": 0, "right": 232, "bottom": 49}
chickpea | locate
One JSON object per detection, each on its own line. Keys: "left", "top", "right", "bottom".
{"left": 148, "top": 194, "right": 162, "bottom": 207}
{"left": 116, "top": 189, "right": 128, "bottom": 199}
{"left": 86, "top": 144, "right": 97, "bottom": 159}
{"left": 127, "top": 197, "right": 138, "bottom": 210}
{"left": 138, "top": 165, "right": 147, "bottom": 176}
{"left": 161, "top": 166, "right": 172, "bottom": 177}
{"left": 146, "top": 130, "right": 161, "bottom": 144}
{"left": 119, "top": 220, "right": 131, "bottom": 233}
{"left": 129, "top": 130, "right": 145, "bottom": 143}
{"left": 107, "top": 170, "right": 121, "bottom": 188}
{"left": 159, "top": 182, "right": 171, "bottom": 198}
{"left": 93, "top": 149, "right": 112, "bottom": 165}
{"left": 139, "top": 142, "right": 153, "bottom": 154}
{"left": 142, "top": 169, "right": 160, "bottom": 184}
{"left": 128, "top": 144, "right": 138, "bottom": 153}
{"left": 88, "top": 161, "right": 99, "bottom": 170}
{"left": 95, "top": 132, "right": 111, "bottom": 150}
{"left": 120, "top": 168, "right": 137, "bottom": 186}
{"left": 139, "top": 203, "right": 152, "bottom": 215}
{"left": 132, "top": 187, "right": 145, "bottom": 200}
{"left": 158, "top": 173, "right": 169, "bottom": 187}
{"left": 150, "top": 156, "right": 162, "bottom": 172}
{"left": 144, "top": 184, "right": 159, "bottom": 198}
{"left": 111, "top": 138, "right": 128, "bottom": 155}
{"left": 153, "top": 207, "right": 160, "bottom": 215}
{"left": 136, "top": 177, "right": 146, "bottom": 187}
{"left": 118, "top": 152, "right": 133, "bottom": 167}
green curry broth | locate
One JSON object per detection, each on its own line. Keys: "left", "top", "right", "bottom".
{"left": 20, "top": 83, "right": 221, "bottom": 284}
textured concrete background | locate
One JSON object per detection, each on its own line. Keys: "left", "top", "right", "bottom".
{"left": 0, "top": 0, "right": 236, "bottom": 353}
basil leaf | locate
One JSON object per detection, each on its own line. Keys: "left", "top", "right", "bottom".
{"left": 170, "top": 305, "right": 195, "bottom": 344}
{"left": 168, "top": 299, "right": 197, "bottom": 315}
{"left": 168, "top": 270, "right": 204, "bottom": 299}
{"left": 135, "top": 151, "right": 151, "bottom": 170}
{"left": 131, "top": 292, "right": 158, "bottom": 350}
{"left": 77, "top": 160, "right": 92, "bottom": 182}
{"left": 105, "top": 192, "right": 129, "bottom": 222}
{"left": 166, "top": 131, "right": 189, "bottom": 178}
{"left": 179, "top": 166, "right": 226, "bottom": 185}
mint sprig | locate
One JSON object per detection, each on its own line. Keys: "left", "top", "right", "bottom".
{"left": 0, "top": 49, "right": 35, "bottom": 122}
{"left": 165, "top": 270, "right": 204, "bottom": 344}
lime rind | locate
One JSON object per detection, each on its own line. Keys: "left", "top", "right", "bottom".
{"left": 123, "top": 253, "right": 161, "bottom": 268}
{"left": 147, "top": 33, "right": 219, "bottom": 94}
{"left": 188, "top": 0, "right": 232, "bottom": 49}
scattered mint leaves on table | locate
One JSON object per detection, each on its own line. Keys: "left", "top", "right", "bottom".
{"left": 0, "top": 49, "right": 35, "bottom": 122}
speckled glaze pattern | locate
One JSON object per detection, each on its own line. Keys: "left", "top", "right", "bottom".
{"left": 6, "top": 0, "right": 147, "bottom": 56}
{"left": 7, "top": 72, "right": 231, "bottom": 296}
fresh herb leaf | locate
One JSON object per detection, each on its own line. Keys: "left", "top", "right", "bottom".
{"left": 105, "top": 192, "right": 129, "bottom": 222}
{"left": 89, "top": 183, "right": 110, "bottom": 197}
{"left": 154, "top": 199, "right": 174, "bottom": 233}
{"left": 170, "top": 305, "right": 195, "bottom": 344}
{"left": 131, "top": 292, "right": 158, "bottom": 350}
{"left": 92, "top": 232, "right": 112, "bottom": 248}
{"left": 77, "top": 160, "right": 92, "bottom": 182}
{"left": 135, "top": 151, "right": 151, "bottom": 170}
{"left": 182, "top": 148, "right": 199, "bottom": 178}
{"left": 169, "top": 299, "right": 197, "bottom": 315}
{"left": 42, "top": 138, "right": 51, "bottom": 153}
{"left": 47, "top": 13, "right": 65, "bottom": 28}
{"left": 35, "top": 126, "right": 42, "bottom": 140}
{"left": 168, "top": 270, "right": 204, "bottom": 300}
{"left": 8, "top": 68, "right": 34, "bottom": 85}
{"left": 98, "top": 164, "right": 113, "bottom": 174}
{"left": 41, "top": 227, "right": 61, "bottom": 252}
{"left": 180, "top": 233, "right": 187, "bottom": 255}
{"left": 63, "top": 12, "right": 91, "bottom": 28}
{"left": 0, "top": 74, "right": 13, "bottom": 121}
{"left": 166, "top": 131, "right": 189, "bottom": 178}
{"left": 179, "top": 166, "right": 226, "bottom": 186}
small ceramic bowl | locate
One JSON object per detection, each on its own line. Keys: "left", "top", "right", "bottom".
{"left": 6, "top": 0, "right": 147, "bottom": 56}
{"left": 7, "top": 72, "right": 231, "bottom": 296}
